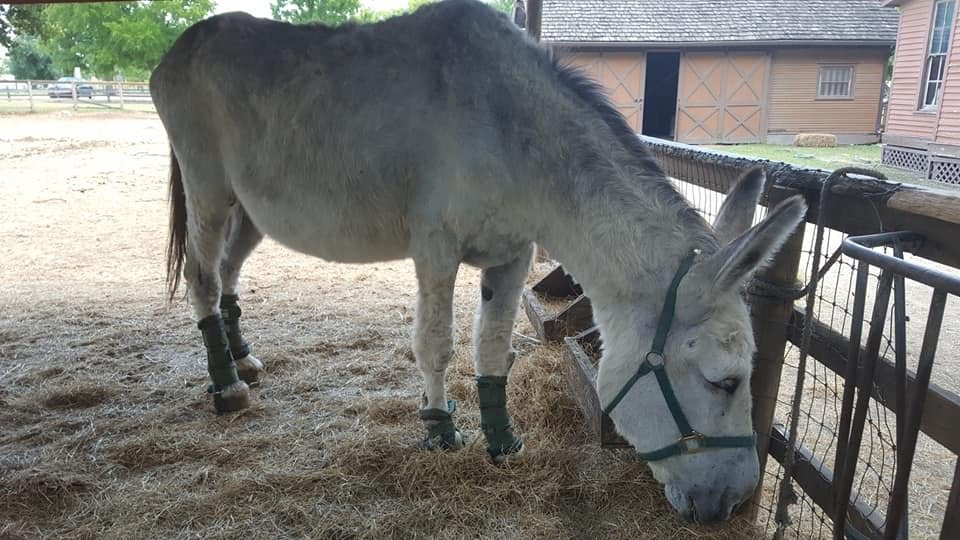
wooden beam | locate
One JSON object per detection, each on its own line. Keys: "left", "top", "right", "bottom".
{"left": 788, "top": 307, "right": 960, "bottom": 455}
{"left": 525, "top": 0, "right": 542, "bottom": 41}
{"left": 747, "top": 186, "right": 807, "bottom": 518}
{"left": 888, "top": 189, "right": 960, "bottom": 226}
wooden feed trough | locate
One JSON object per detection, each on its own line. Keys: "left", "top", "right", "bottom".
{"left": 523, "top": 265, "right": 631, "bottom": 448}
{"left": 561, "top": 327, "right": 631, "bottom": 448}
{"left": 521, "top": 265, "right": 594, "bottom": 341}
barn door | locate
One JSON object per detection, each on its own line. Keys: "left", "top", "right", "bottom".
{"left": 560, "top": 51, "right": 646, "bottom": 133}
{"left": 676, "top": 51, "right": 769, "bottom": 144}
{"left": 594, "top": 53, "right": 646, "bottom": 133}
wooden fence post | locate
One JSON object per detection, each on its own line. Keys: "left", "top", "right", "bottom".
{"left": 119, "top": 81, "right": 124, "bottom": 110}
{"left": 526, "top": 0, "right": 542, "bottom": 41}
{"left": 27, "top": 81, "right": 34, "bottom": 112}
{"left": 747, "top": 185, "right": 808, "bottom": 518}
{"left": 71, "top": 82, "right": 78, "bottom": 111}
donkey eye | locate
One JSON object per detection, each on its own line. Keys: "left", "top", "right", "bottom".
{"left": 708, "top": 377, "right": 741, "bottom": 394}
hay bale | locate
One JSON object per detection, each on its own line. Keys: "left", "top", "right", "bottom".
{"left": 794, "top": 133, "right": 838, "bottom": 147}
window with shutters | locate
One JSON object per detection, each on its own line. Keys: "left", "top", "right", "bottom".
{"left": 921, "top": 0, "right": 956, "bottom": 109}
{"left": 817, "top": 65, "right": 854, "bottom": 99}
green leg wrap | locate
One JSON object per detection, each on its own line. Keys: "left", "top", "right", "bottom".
{"left": 198, "top": 314, "right": 241, "bottom": 391}
{"left": 476, "top": 376, "right": 522, "bottom": 460}
{"left": 418, "top": 400, "right": 463, "bottom": 451}
{"left": 220, "top": 294, "right": 251, "bottom": 360}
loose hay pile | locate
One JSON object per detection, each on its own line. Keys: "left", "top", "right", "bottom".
{"left": 1, "top": 113, "right": 765, "bottom": 539}
{"left": 792, "top": 133, "right": 838, "bottom": 148}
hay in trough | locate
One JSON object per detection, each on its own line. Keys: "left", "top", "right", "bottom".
{"left": 0, "top": 113, "right": 775, "bottom": 539}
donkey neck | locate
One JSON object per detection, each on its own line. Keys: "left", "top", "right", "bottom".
{"left": 534, "top": 149, "right": 717, "bottom": 352}
{"left": 542, "top": 166, "right": 714, "bottom": 302}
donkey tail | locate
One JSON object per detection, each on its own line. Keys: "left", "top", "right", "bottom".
{"left": 166, "top": 147, "right": 187, "bottom": 302}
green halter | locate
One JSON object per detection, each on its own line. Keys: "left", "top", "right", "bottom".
{"left": 602, "top": 251, "right": 757, "bottom": 461}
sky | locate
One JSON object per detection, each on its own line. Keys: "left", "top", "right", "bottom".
{"left": 216, "top": 0, "right": 409, "bottom": 17}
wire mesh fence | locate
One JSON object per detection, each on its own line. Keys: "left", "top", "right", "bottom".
{"left": 647, "top": 137, "right": 960, "bottom": 540}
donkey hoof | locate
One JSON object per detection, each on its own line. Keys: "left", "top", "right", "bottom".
{"left": 210, "top": 381, "right": 250, "bottom": 413}
{"left": 488, "top": 438, "right": 525, "bottom": 464}
{"left": 418, "top": 429, "right": 465, "bottom": 451}
{"left": 235, "top": 355, "right": 263, "bottom": 387}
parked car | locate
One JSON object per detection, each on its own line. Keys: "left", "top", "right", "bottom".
{"left": 48, "top": 77, "right": 94, "bottom": 99}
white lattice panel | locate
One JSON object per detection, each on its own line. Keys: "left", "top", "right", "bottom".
{"left": 930, "top": 157, "right": 960, "bottom": 184}
{"left": 882, "top": 145, "right": 929, "bottom": 173}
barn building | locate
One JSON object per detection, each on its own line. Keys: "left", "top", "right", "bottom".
{"left": 882, "top": 0, "right": 960, "bottom": 185}
{"left": 539, "top": 0, "right": 899, "bottom": 145}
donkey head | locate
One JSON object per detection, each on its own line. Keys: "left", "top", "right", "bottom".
{"left": 596, "top": 168, "right": 807, "bottom": 523}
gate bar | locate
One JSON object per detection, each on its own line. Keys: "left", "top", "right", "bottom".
{"left": 833, "top": 270, "right": 895, "bottom": 540}
{"left": 890, "top": 241, "right": 909, "bottom": 540}
{"left": 832, "top": 262, "right": 870, "bottom": 525}
{"left": 884, "top": 290, "right": 948, "bottom": 539}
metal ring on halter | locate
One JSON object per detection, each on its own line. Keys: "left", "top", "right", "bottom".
{"left": 645, "top": 351, "right": 665, "bottom": 367}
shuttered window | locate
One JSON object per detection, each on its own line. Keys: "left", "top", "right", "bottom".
{"left": 922, "top": 0, "right": 956, "bottom": 109}
{"left": 818, "top": 65, "right": 854, "bottom": 98}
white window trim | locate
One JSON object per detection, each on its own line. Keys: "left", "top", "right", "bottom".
{"left": 920, "top": 0, "right": 956, "bottom": 111}
{"left": 817, "top": 64, "right": 856, "bottom": 100}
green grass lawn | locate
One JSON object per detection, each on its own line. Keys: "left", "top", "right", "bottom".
{"left": 704, "top": 143, "right": 937, "bottom": 187}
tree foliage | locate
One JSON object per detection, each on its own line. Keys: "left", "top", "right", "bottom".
{"left": 8, "top": 35, "right": 57, "bottom": 80}
{"left": 490, "top": 0, "right": 515, "bottom": 15}
{"left": 270, "top": 0, "right": 363, "bottom": 25}
{"left": 0, "top": 4, "right": 46, "bottom": 49}
{"left": 40, "top": 0, "right": 213, "bottom": 79}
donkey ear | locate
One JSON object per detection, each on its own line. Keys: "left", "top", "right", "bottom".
{"left": 712, "top": 167, "right": 766, "bottom": 245}
{"left": 705, "top": 195, "right": 807, "bottom": 292}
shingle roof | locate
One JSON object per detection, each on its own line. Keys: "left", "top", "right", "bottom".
{"left": 541, "top": 0, "right": 900, "bottom": 45}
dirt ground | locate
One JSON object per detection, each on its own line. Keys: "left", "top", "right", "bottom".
{"left": 0, "top": 112, "right": 773, "bottom": 539}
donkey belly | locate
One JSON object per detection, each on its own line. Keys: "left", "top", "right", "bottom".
{"left": 233, "top": 174, "right": 411, "bottom": 263}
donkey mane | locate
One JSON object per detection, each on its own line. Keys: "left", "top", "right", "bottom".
{"left": 550, "top": 57, "right": 717, "bottom": 251}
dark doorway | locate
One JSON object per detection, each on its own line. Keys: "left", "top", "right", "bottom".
{"left": 642, "top": 52, "right": 680, "bottom": 139}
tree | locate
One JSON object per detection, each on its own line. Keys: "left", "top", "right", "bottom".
{"left": 490, "top": 0, "right": 514, "bottom": 15}
{"left": 8, "top": 35, "right": 57, "bottom": 80}
{"left": 0, "top": 4, "right": 46, "bottom": 49}
{"left": 270, "top": 0, "right": 362, "bottom": 25}
{"left": 40, "top": 1, "right": 213, "bottom": 79}
{"left": 407, "top": 1, "right": 513, "bottom": 15}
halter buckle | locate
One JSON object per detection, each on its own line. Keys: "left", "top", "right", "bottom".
{"left": 678, "top": 432, "right": 706, "bottom": 454}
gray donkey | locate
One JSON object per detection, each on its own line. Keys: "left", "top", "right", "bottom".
{"left": 151, "top": 0, "right": 805, "bottom": 523}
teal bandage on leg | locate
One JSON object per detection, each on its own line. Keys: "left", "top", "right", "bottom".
{"left": 198, "top": 314, "right": 241, "bottom": 390}
{"left": 418, "top": 400, "right": 463, "bottom": 450}
{"left": 476, "top": 375, "right": 522, "bottom": 460}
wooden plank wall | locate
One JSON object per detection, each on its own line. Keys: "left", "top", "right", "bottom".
{"left": 767, "top": 48, "right": 889, "bottom": 135}
{"left": 886, "top": 0, "right": 939, "bottom": 141}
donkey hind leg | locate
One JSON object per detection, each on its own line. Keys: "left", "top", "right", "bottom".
{"left": 413, "top": 255, "right": 464, "bottom": 450}
{"left": 185, "top": 196, "right": 249, "bottom": 413}
{"left": 474, "top": 244, "right": 534, "bottom": 462}
{"left": 219, "top": 208, "right": 265, "bottom": 386}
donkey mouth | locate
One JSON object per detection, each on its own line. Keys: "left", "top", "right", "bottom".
{"left": 665, "top": 484, "right": 695, "bottom": 521}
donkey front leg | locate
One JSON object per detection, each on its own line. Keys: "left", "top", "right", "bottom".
{"left": 413, "top": 254, "right": 464, "bottom": 450}
{"left": 219, "top": 209, "right": 264, "bottom": 386}
{"left": 474, "top": 245, "right": 533, "bottom": 462}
